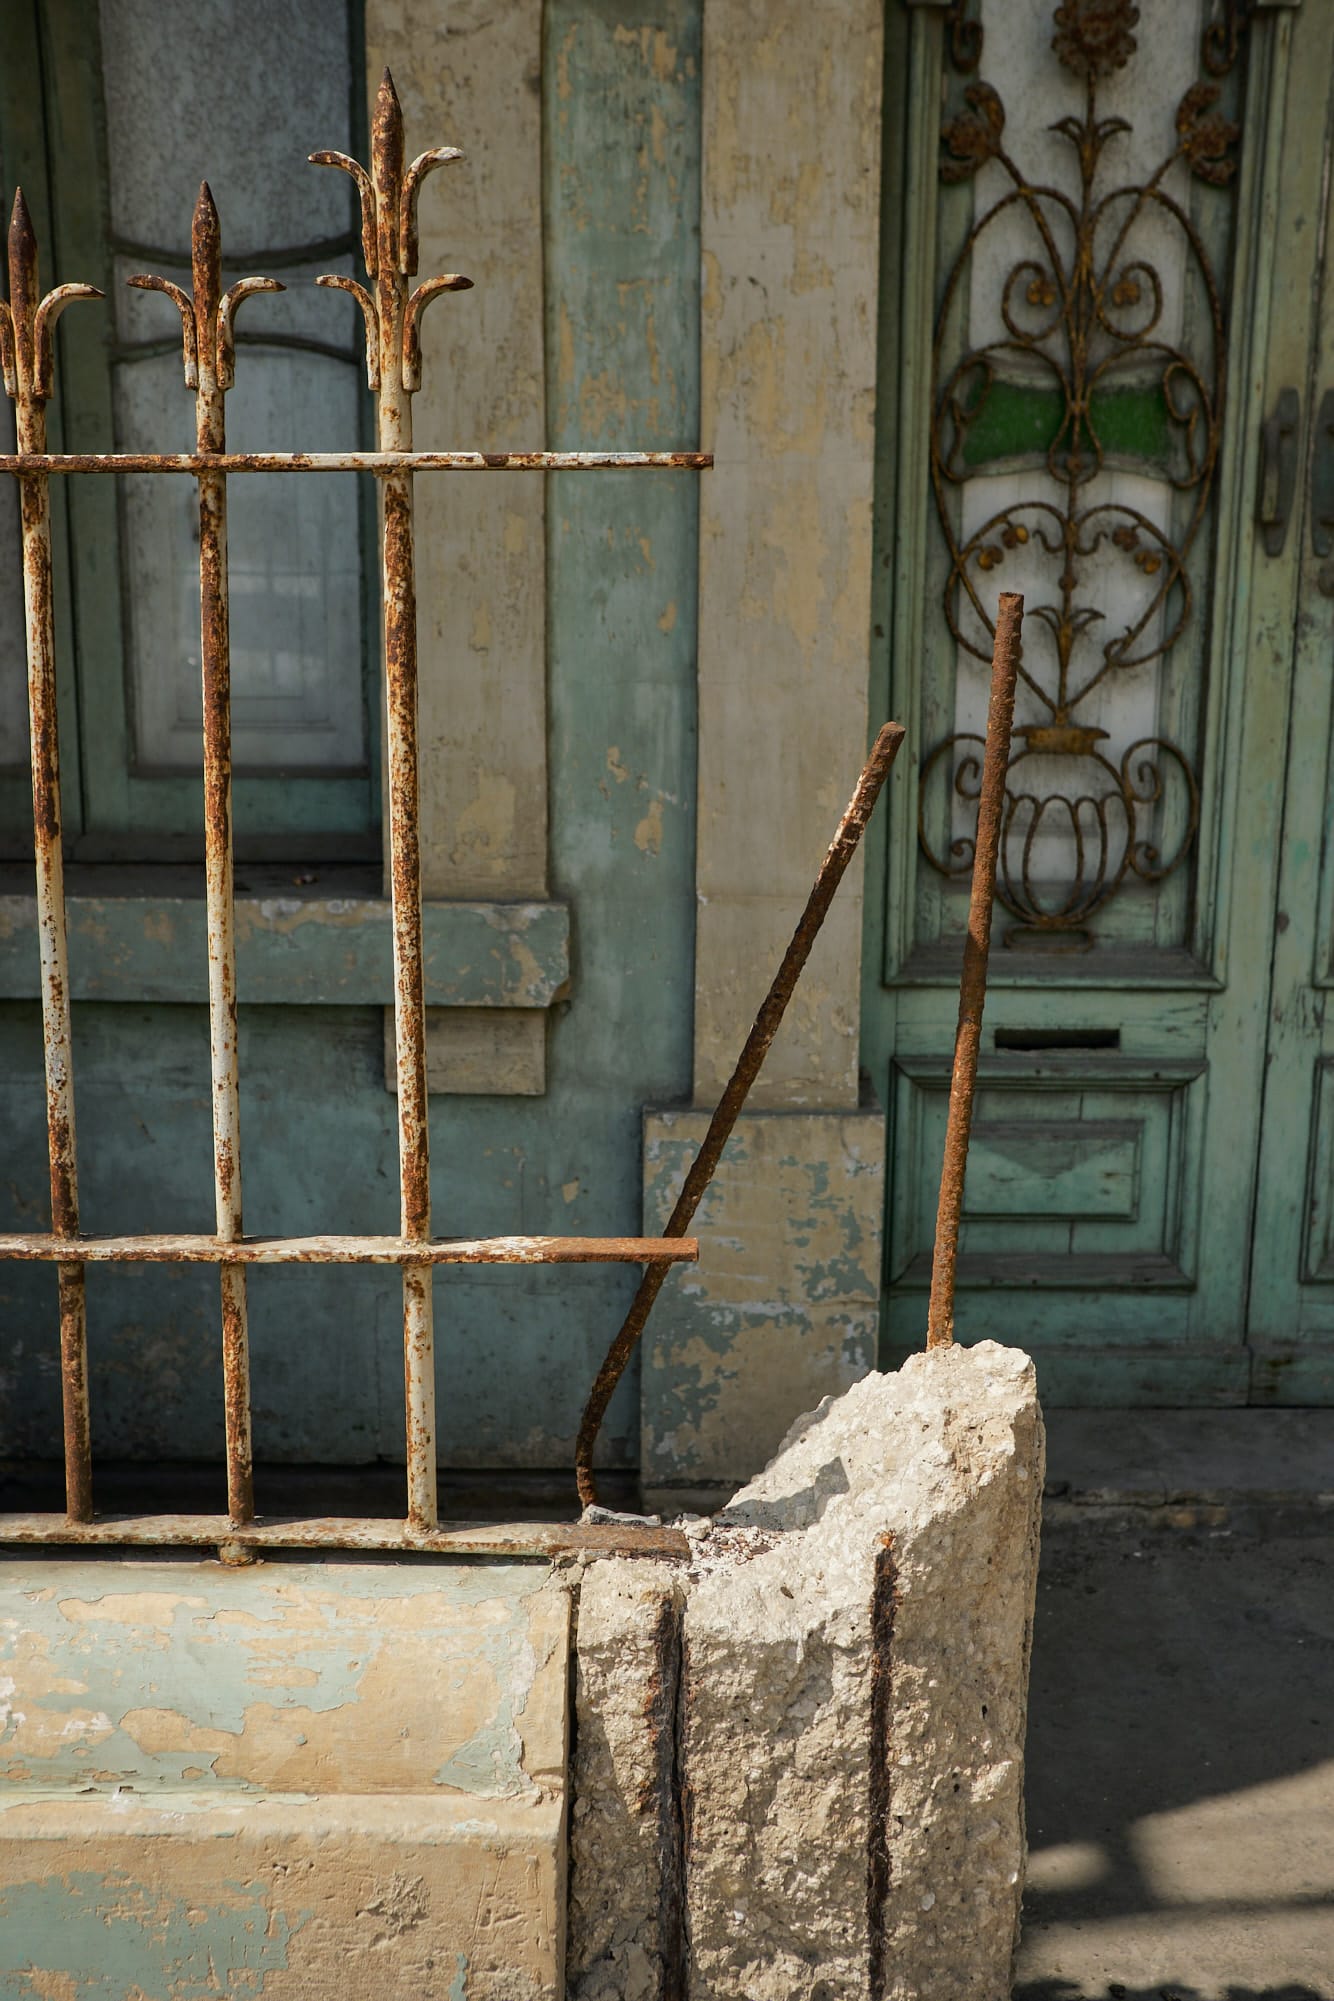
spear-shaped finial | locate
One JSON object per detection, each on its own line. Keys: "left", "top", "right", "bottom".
{"left": 311, "top": 66, "right": 471, "bottom": 412}
{"left": 127, "top": 186, "right": 282, "bottom": 431}
{"left": 1, "top": 186, "right": 101, "bottom": 411}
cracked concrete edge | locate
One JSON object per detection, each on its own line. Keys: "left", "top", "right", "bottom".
{"left": 565, "top": 1557, "right": 688, "bottom": 2001}
{"left": 569, "top": 1342, "right": 1044, "bottom": 2001}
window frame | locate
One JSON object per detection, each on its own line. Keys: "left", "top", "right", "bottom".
{"left": 0, "top": 0, "right": 382, "bottom": 863}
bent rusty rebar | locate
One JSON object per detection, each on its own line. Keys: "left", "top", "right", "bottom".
{"left": 575, "top": 721, "right": 906, "bottom": 1509}
{"left": 925, "top": 591, "right": 1022, "bottom": 1349}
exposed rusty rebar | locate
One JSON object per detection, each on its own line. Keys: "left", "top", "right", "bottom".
{"left": 130, "top": 186, "right": 282, "bottom": 1528}
{"left": 575, "top": 721, "right": 907, "bottom": 1508}
{"left": 925, "top": 591, "right": 1022, "bottom": 1349}
{"left": 3, "top": 189, "right": 101, "bottom": 1523}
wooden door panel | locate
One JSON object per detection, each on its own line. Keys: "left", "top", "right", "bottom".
{"left": 1245, "top": 0, "right": 1334, "bottom": 1404}
{"left": 866, "top": 0, "right": 1303, "bottom": 1401}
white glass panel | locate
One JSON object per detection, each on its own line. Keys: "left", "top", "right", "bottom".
{"left": 120, "top": 353, "right": 364, "bottom": 772}
{"left": 97, "top": 0, "right": 352, "bottom": 252}
{"left": 942, "top": 0, "right": 1207, "bottom": 921}
{"left": 98, "top": 0, "right": 367, "bottom": 780}
{"left": 0, "top": 387, "right": 26, "bottom": 771}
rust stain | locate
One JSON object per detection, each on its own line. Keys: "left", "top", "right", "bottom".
{"left": 3, "top": 186, "right": 101, "bottom": 1526}
{"left": 0, "top": 449, "right": 712, "bottom": 474}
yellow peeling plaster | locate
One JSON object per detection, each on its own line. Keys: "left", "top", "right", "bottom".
{"left": 693, "top": 0, "right": 884, "bottom": 1109}
{"left": 365, "top": 0, "right": 547, "bottom": 904}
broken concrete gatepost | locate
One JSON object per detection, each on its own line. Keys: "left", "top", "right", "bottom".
{"left": 569, "top": 1340, "right": 1044, "bottom": 2001}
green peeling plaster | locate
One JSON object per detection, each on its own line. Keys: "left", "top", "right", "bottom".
{"left": 0, "top": 1563, "right": 544, "bottom": 1797}
{"left": 0, "top": 1872, "right": 301, "bottom": 1999}
{"left": 0, "top": 892, "right": 569, "bottom": 1009}
{"left": 0, "top": 2, "right": 701, "bottom": 1475}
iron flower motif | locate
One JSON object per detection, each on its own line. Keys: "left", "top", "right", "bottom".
{"left": 1051, "top": 0, "right": 1139, "bottom": 81}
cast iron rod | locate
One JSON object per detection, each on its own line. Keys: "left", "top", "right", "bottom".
{"left": 6, "top": 190, "right": 98, "bottom": 1522}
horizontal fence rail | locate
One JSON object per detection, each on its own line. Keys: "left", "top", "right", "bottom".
{"left": 0, "top": 1235, "right": 701, "bottom": 1267}
{"left": 0, "top": 71, "right": 710, "bottom": 1559}
{"left": 0, "top": 450, "right": 712, "bottom": 473}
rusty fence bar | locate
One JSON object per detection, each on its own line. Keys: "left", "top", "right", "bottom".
{"left": 2, "top": 192, "right": 101, "bottom": 1523}
{"left": 924, "top": 591, "right": 1022, "bottom": 1350}
{"left": 0, "top": 450, "right": 712, "bottom": 474}
{"left": 128, "top": 184, "right": 285, "bottom": 1530}
{"left": 0, "top": 71, "right": 709, "bottom": 1555}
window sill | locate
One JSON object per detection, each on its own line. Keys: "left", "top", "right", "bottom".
{"left": 0, "top": 866, "right": 569, "bottom": 1010}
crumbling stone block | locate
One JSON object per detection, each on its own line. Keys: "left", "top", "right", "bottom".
{"left": 566, "top": 1559, "right": 686, "bottom": 2001}
{"left": 573, "top": 1340, "right": 1043, "bottom": 2000}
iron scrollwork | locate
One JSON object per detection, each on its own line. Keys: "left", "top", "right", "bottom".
{"left": 918, "top": 0, "right": 1250, "bottom": 945}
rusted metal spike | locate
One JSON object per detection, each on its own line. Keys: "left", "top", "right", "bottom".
{"left": 191, "top": 182, "right": 221, "bottom": 341}
{"left": 925, "top": 591, "right": 1022, "bottom": 1350}
{"left": 574, "top": 721, "right": 907, "bottom": 1509}
{"left": 8, "top": 188, "right": 37, "bottom": 369}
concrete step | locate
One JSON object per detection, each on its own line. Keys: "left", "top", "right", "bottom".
{"left": 0, "top": 1556, "right": 569, "bottom": 1998}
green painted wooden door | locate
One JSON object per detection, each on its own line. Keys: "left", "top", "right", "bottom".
{"left": 1246, "top": 0, "right": 1334, "bottom": 1405}
{"left": 865, "top": 0, "right": 1327, "bottom": 1404}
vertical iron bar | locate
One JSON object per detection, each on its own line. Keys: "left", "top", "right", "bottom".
{"left": 925, "top": 590, "right": 1022, "bottom": 1349}
{"left": 373, "top": 75, "right": 436, "bottom": 1530}
{"left": 192, "top": 187, "right": 252, "bottom": 1526}
{"left": 9, "top": 192, "right": 91, "bottom": 1519}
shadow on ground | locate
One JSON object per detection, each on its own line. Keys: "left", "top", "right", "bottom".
{"left": 1012, "top": 1522, "right": 1334, "bottom": 2000}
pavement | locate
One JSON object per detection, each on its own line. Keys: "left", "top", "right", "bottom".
{"left": 1014, "top": 1412, "right": 1334, "bottom": 2001}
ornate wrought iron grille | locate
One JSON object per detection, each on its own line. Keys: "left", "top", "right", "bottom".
{"left": 919, "top": 0, "right": 1252, "bottom": 944}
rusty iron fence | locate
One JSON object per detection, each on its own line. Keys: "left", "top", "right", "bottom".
{"left": 0, "top": 74, "right": 716, "bottom": 1561}
{"left": 0, "top": 73, "right": 1016, "bottom": 1563}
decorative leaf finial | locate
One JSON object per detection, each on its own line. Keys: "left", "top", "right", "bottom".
{"left": 1, "top": 187, "right": 102, "bottom": 408}
{"left": 311, "top": 66, "right": 472, "bottom": 421}
{"left": 128, "top": 184, "right": 283, "bottom": 429}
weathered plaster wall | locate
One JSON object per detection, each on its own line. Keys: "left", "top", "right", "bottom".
{"left": 1, "top": 2, "right": 702, "bottom": 1472}
{"left": 365, "top": 0, "right": 547, "bottom": 905}
{"left": 0, "top": 1559, "right": 569, "bottom": 1998}
{"left": 641, "top": 1107, "right": 885, "bottom": 1506}
{"left": 639, "top": 0, "right": 888, "bottom": 1495}
{"left": 691, "top": 0, "right": 884, "bottom": 1110}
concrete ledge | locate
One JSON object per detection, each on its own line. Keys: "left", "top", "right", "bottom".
{"left": 0, "top": 1791, "right": 563, "bottom": 2000}
{"left": 0, "top": 1559, "right": 569, "bottom": 1998}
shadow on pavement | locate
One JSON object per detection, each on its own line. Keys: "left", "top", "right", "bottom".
{"left": 1012, "top": 1522, "right": 1334, "bottom": 2000}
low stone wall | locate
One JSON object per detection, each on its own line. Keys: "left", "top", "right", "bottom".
{"left": 569, "top": 1340, "right": 1044, "bottom": 2001}
{"left": 0, "top": 1343, "right": 1040, "bottom": 1998}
